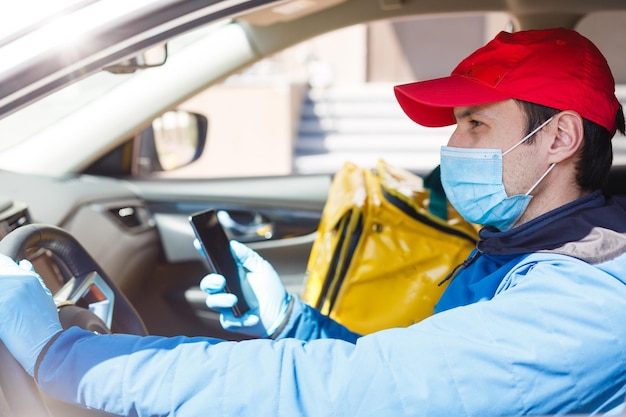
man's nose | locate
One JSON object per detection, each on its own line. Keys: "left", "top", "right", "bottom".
{"left": 446, "top": 127, "right": 464, "bottom": 147}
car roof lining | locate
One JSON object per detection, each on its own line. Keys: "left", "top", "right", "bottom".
{"left": 242, "top": 6, "right": 533, "bottom": 59}
{"left": 239, "top": 0, "right": 626, "bottom": 57}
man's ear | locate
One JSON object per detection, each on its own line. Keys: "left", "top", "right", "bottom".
{"left": 548, "top": 111, "right": 584, "bottom": 163}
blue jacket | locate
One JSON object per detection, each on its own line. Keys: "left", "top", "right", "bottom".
{"left": 36, "top": 191, "right": 626, "bottom": 417}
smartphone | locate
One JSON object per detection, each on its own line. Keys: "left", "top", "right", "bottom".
{"left": 189, "top": 209, "right": 251, "bottom": 317}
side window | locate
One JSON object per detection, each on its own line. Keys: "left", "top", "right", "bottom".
{"left": 136, "top": 13, "right": 511, "bottom": 179}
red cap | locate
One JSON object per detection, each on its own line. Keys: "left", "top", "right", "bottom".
{"left": 394, "top": 28, "right": 620, "bottom": 134}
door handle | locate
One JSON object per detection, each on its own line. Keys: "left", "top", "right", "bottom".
{"left": 216, "top": 210, "right": 274, "bottom": 241}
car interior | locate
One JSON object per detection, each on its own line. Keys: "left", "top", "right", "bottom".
{"left": 0, "top": 1, "right": 626, "bottom": 416}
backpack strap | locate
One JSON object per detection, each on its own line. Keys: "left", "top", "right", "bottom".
{"left": 423, "top": 165, "right": 448, "bottom": 221}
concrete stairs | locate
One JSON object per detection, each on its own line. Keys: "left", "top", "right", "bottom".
{"left": 292, "top": 83, "right": 454, "bottom": 175}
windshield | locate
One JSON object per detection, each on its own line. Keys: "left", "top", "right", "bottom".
{"left": 0, "top": 0, "right": 88, "bottom": 42}
{"left": 0, "top": 19, "right": 228, "bottom": 152}
{"left": 0, "top": 73, "right": 128, "bottom": 152}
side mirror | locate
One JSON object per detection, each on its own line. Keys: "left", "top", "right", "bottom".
{"left": 135, "top": 110, "right": 208, "bottom": 175}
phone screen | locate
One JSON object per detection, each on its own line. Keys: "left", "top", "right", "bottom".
{"left": 189, "top": 209, "right": 250, "bottom": 317}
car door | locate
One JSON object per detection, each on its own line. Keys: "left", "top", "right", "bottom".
{"left": 120, "top": 173, "right": 332, "bottom": 339}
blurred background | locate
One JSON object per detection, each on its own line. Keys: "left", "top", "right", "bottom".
{"left": 163, "top": 11, "right": 626, "bottom": 179}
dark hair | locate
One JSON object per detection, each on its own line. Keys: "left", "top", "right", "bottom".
{"left": 517, "top": 100, "right": 625, "bottom": 192}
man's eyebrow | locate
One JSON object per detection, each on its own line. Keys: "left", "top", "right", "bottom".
{"left": 454, "top": 107, "right": 487, "bottom": 121}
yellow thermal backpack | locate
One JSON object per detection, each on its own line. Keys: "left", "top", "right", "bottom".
{"left": 302, "top": 160, "right": 479, "bottom": 334}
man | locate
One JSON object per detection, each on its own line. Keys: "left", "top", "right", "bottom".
{"left": 1, "top": 27, "right": 626, "bottom": 417}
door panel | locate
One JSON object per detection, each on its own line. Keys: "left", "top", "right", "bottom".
{"left": 126, "top": 174, "right": 332, "bottom": 338}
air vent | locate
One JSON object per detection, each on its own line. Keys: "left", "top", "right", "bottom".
{"left": 107, "top": 205, "right": 153, "bottom": 232}
{"left": 0, "top": 200, "right": 31, "bottom": 239}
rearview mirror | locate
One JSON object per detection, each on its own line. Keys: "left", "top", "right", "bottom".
{"left": 103, "top": 44, "right": 168, "bottom": 74}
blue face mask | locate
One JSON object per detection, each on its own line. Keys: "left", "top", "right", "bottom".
{"left": 440, "top": 117, "right": 555, "bottom": 231}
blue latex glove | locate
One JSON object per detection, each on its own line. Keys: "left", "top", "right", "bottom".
{"left": 0, "top": 255, "right": 62, "bottom": 376}
{"left": 200, "top": 241, "right": 291, "bottom": 338}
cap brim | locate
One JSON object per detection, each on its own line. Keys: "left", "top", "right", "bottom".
{"left": 394, "top": 75, "right": 512, "bottom": 127}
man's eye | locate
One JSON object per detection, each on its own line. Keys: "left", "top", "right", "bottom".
{"left": 470, "top": 120, "right": 483, "bottom": 127}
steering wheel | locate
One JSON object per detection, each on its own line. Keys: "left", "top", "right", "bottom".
{"left": 0, "top": 224, "right": 148, "bottom": 417}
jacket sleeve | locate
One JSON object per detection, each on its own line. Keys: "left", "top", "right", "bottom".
{"left": 35, "top": 255, "right": 626, "bottom": 417}
{"left": 273, "top": 296, "right": 361, "bottom": 342}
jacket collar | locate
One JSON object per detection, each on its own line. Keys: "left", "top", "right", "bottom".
{"left": 477, "top": 191, "right": 626, "bottom": 263}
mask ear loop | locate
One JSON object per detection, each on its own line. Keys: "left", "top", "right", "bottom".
{"left": 525, "top": 162, "right": 556, "bottom": 196}
{"left": 501, "top": 116, "right": 556, "bottom": 196}
{"left": 503, "top": 116, "right": 554, "bottom": 157}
